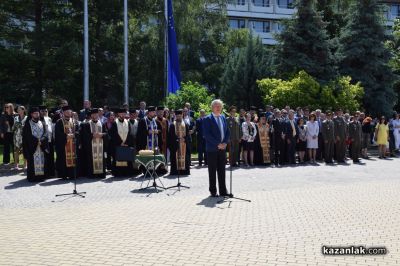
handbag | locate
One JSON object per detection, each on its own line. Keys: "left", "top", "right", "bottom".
{"left": 115, "top": 146, "right": 136, "bottom": 162}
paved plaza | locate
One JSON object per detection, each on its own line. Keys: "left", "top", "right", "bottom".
{"left": 0, "top": 157, "right": 400, "bottom": 266}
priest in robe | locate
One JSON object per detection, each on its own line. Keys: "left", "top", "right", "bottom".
{"left": 55, "top": 105, "right": 79, "bottom": 179}
{"left": 22, "top": 107, "right": 49, "bottom": 182}
{"left": 155, "top": 106, "right": 169, "bottom": 159}
{"left": 128, "top": 108, "right": 141, "bottom": 175}
{"left": 109, "top": 108, "right": 135, "bottom": 177}
{"left": 168, "top": 109, "right": 190, "bottom": 175}
{"left": 81, "top": 108, "right": 108, "bottom": 178}
{"left": 254, "top": 113, "right": 271, "bottom": 165}
{"left": 136, "top": 106, "right": 162, "bottom": 152}
{"left": 128, "top": 108, "right": 139, "bottom": 149}
{"left": 39, "top": 105, "right": 55, "bottom": 177}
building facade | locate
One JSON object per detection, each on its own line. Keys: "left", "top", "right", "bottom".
{"left": 227, "top": 0, "right": 400, "bottom": 45}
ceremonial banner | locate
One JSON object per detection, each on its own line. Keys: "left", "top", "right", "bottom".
{"left": 63, "top": 119, "right": 76, "bottom": 167}
{"left": 90, "top": 121, "right": 104, "bottom": 174}
{"left": 258, "top": 123, "right": 271, "bottom": 163}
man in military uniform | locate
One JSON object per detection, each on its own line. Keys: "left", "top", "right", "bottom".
{"left": 322, "top": 111, "right": 335, "bottom": 164}
{"left": 227, "top": 106, "right": 241, "bottom": 167}
{"left": 334, "top": 108, "right": 347, "bottom": 163}
{"left": 348, "top": 112, "right": 362, "bottom": 163}
{"left": 271, "top": 109, "right": 285, "bottom": 166}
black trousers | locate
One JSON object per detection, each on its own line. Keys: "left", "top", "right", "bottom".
{"left": 3, "top": 132, "right": 14, "bottom": 164}
{"left": 197, "top": 138, "right": 207, "bottom": 165}
{"left": 207, "top": 150, "right": 227, "bottom": 196}
{"left": 324, "top": 140, "right": 334, "bottom": 163}
{"left": 286, "top": 138, "right": 296, "bottom": 164}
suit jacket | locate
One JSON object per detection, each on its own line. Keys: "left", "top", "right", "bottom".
{"left": 203, "top": 114, "right": 230, "bottom": 152}
{"left": 284, "top": 119, "right": 299, "bottom": 140}
{"left": 196, "top": 117, "right": 205, "bottom": 141}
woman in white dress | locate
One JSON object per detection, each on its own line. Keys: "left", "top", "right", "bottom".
{"left": 392, "top": 113, "right": 400, "bottom": 151}
{"left": 306, "top": 112, "right": 319, "bottom": 163}
{"left": 242, "top": 113, "right": 257, "bottom": 167}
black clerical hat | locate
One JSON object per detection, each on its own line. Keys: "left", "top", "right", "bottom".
{"left": 228, "top": 105, "right": 237, "bottom": 112}
{"left": 89, "top": 108, "right": 99, "bottom": 115}
{"left": 129, "top": 108, "right": 137, "bottom": 113}
{"left": 116, "top": 108, "right": 126, "bottom": 113}
{"left": 61, "top": 105, "right": 72, "bottom": 111}
{"left": 29, "top": 107, "right": 40, "bottom": 114}
{"left": 39, "top": 105, "right": 47, "bottom": 111}
{"left": 147, "top": 106, "right": 156, "bottom": 112}
{"left": 250, "top": 106, "right": 257, "bottom": 111}
{"left": 175, "top": 109, "right": 183, "bottom": 115}
{"left": 258, "top": 112, "right": 266, "bottom": 117}
{"left": 157, "top": 106, "right": 164, "bottom": 111}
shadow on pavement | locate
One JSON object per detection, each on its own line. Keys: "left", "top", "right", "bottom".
{"left": 196, "top": 197, "right": 220, "bottom": 208}
{"left": 4, "top": 178, "right": 37, "bottom": 190}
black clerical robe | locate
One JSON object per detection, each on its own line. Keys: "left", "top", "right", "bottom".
{"left": 109, "top": 119, "right": 135, "bottom": 177}
{"left": 167, "top": 121, "right": 190, "bottom": 175}
{"left": 136, "top": 116, "right": 163, "bottom": 152}
{"left": 22, "top": 119, "right": 49, "bottom": 182}
{"left": 81, "top": 120, "right": 108, "bottom": 178}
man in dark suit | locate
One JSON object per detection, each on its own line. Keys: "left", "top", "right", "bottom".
{"left": 285, "top": 110, "right": 299, "bottom": 164}
{"left": 196, "top": 109, "right": 207, "bottom": 166}
{"left": 271, "top": 109, "right": 284, "bottom": 166}
{"left": 203, "top": 99, "right": 230, "bottom": 197}
{"left": 79, "top": 100, "right": 91, "bottom": 122}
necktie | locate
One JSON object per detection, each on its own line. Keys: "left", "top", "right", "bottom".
{"left": 290, "top": 120, "right": 296, "bottom": 137}
{"left": 217, "top": 116, "right": 224, "bottom": 142}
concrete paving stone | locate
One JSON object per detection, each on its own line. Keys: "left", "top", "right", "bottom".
{"left": 1, "top": 158, "right": 399, "bottom": 265}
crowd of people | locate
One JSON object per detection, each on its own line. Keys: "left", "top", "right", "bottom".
{"left": 1, "top": 99, "right": 400, "bottom": 183}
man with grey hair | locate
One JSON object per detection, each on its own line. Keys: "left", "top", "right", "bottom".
{"left": 203, "top": 99, "right": 230, "bottom": 197}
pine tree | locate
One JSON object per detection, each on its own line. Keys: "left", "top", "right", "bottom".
{"left": 220, "top": 32, "right": 270, "bottom": 109}
{"left": 337, "top": 0, "right": 395, "bottom": 116}
{"left": 273, "top": 0, "right": 337, "bottom": 83}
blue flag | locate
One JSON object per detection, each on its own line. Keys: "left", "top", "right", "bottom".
{"left": 167, "top": 0, "right": 181, "bottom": 94}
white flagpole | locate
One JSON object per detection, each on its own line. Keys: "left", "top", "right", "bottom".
{"left": 83, "top": 0, "right": 89, "bottom": 101}
{"left": 124, "top": 0, "right": 129, "bottom": 104}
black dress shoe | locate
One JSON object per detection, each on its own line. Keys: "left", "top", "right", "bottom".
{"left": 210, "top": 194, "right": 219, "bottom": 198}
{"left": 220, "top": 193, "right": 233, "bottom": 197}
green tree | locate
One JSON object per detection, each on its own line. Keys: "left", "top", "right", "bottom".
{"left": 257, "top": 71, "right": 363, "bottom": 112}
{"left": 220, "top": 31, "right": 270, "bottom": 109}
{"left": 386, "top": 18, "right": 400, "bottom": 110}
{"left": 165, "top": 81, "right": 214, "bottom": 117}
{"left": 337, "top": 0, "right": 396, "bottom": 116}
{"left": 273, "top": 0, "right": 337, "bottom": 83}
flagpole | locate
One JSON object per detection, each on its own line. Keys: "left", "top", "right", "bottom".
{"left": 83, "top": 0, "right": 89, "bottom": 101}
{"left": 164, "top": 0, "right": 168, "bottom": 98}
{"left": 123, "top": 0, "right": 129, "bottom": 104}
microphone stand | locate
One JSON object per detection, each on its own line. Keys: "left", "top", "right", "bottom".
{"left": 218, "top": 136, "right": 250, "bottom": 205}
{"left": 56, "top": 119, "right": 86, "bottom": 199}
{"left": 168, "top": 134, "right": 190, "bottom": 191}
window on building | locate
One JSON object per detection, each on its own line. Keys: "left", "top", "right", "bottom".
{"left": 250, "top": 20, "right": 271, "bottom": 33}
{"left": 391, "top": 4, "right": 400, "bottom": 19}
{"left": 229, "top": 19, "right": 246, "bottom": 29}
{"left": 278, "top": 0, "right": 294, "bottom": 9}
{"left": 228, "top": 0, "right": 246, "bottom": 5}
{"left": 252, "top": 0, "right": 270, "bottom": 7}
